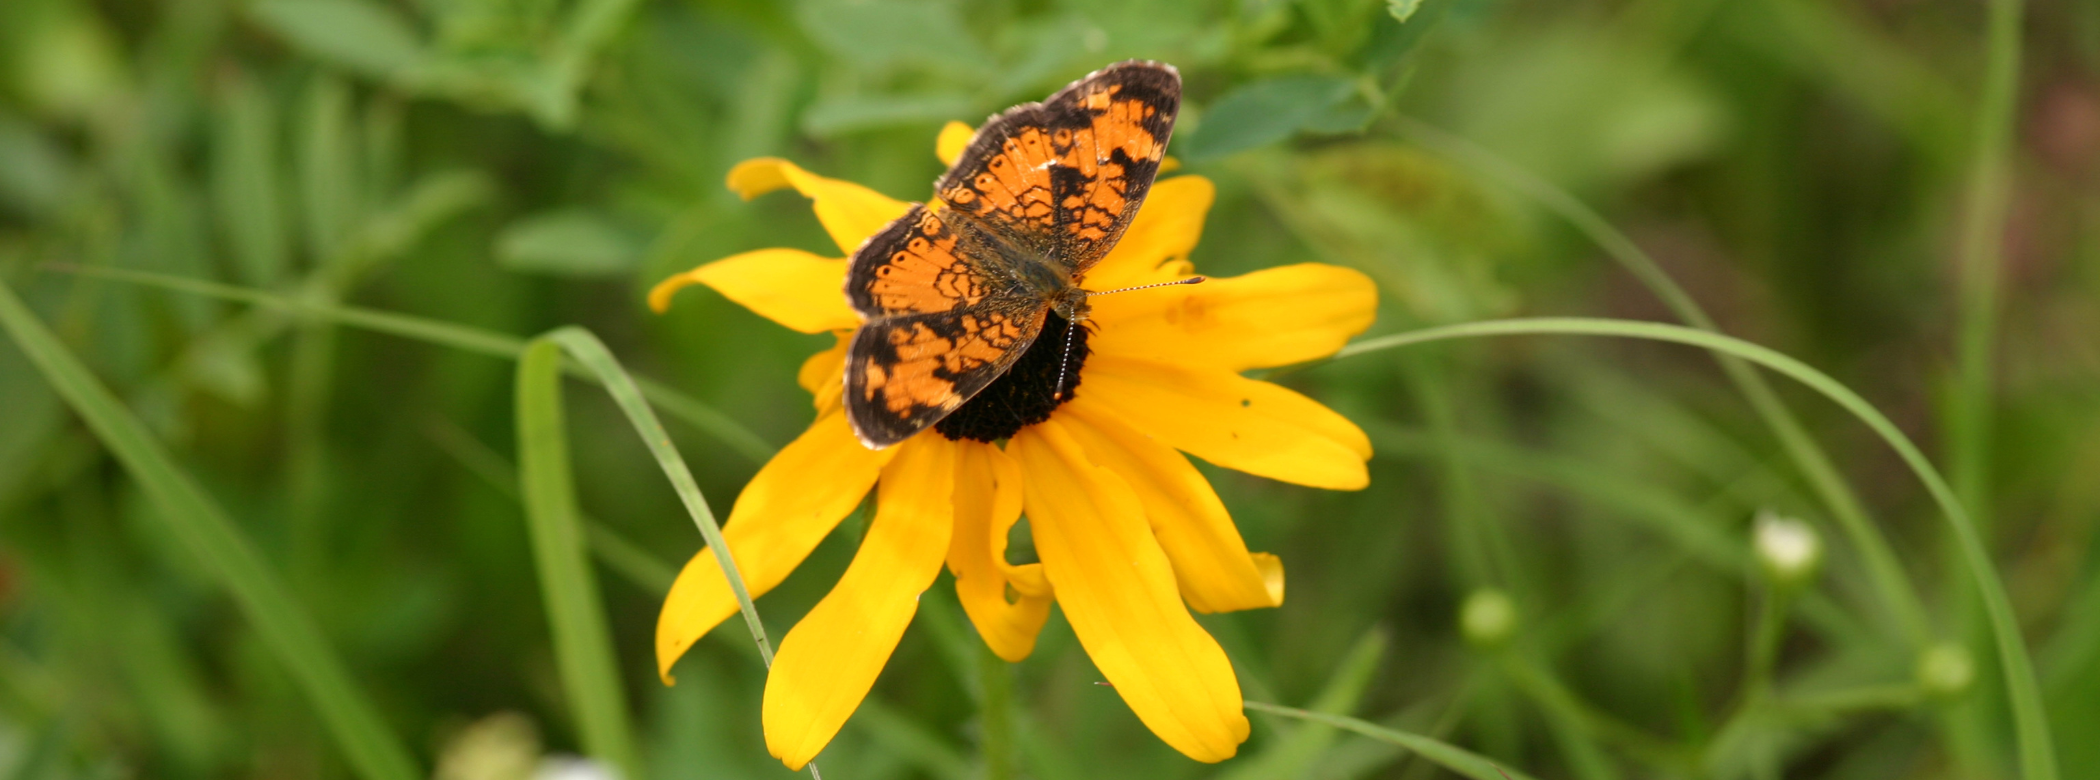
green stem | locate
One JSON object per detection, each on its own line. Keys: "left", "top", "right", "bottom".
{"left": 1745, "top": 586, "right": 1792, "bottom": 698}
{"left": 1242, "top": 701, "right": 1541, "bottom": 780}
{"left": 977, "top": 642, "right": 1016, "bottom": 780}
{"left": 1944, "top": 0, "right": 2026, "bottom": 771}
{"left": 1339, "top": 316, "right": 2057, "bottom": 780}
{"left": 1389, "top": 116, "right": 1931, "bottom": 648}
{"left": 1948, "top": 0, "right": 2025, "bottom": 533}
{"left": 1775, "top": 684, "right": 1925, "bottom": 716}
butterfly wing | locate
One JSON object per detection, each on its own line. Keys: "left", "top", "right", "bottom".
{"left": 843, "top": 204, "right": 1049, "bottom": 448}
{"left": 934, "top": 60, "right": 1181, "bottom": 278}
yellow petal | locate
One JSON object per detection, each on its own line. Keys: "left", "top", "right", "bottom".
{"left": 726, "top": 157, "right": 912, "bottom": 254}
{"left": 649, "top": 248, "right": 858, "bottom": 334}
{"left": 936, "top": 121, "right": 974, "bottom": 167}
{"left": 1059, "top": 405, "right": 1282, "bottom": 613}
{"left": 1089, "top": 263, "right": 1378, "bottom": 371}
{"left": 656, "top": 411, "right": 895, "bottom": 684}
{"left": 763, "top": 435, "right": 956, "bottom": 770}
{"left": 946, "top": 441, "right": 1051, "bottom": 662}
{"left": 1084, "top": 176, "right": 1215, "bottom": 292}
{"left": 1079, "top": 355, "right": 1371, "bottom": 490}
{"left": 1010, "top": 419, "right": 1249, "bottom": 763}
{"left": 798, "top": 333, "right": 849, "bottom": 412}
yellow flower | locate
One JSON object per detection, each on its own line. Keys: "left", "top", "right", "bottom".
{"left": 650, "top": 122, "right": 1377, "bottom": 769}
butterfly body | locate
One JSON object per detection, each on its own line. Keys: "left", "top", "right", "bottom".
{"left": 842, "top": 61, "right": 1181, "bottom": 449}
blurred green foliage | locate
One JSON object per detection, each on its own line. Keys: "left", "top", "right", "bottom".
{"left": 3, "top": 0, "right": 2099, "bottom": 778}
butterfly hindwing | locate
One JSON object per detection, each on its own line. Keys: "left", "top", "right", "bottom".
{"left": 843, "top": 204, "right": 1050, "bottom": 447}
{"left": 843, "top": 308, "right": 1048, "bottom": 448}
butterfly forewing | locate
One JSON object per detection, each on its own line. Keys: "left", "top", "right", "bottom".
{"left": 934, "top": 61, "right": 1180, "bottom": 277}
{"left": 841, "top": 60, "right": 1182, "bottom": 449}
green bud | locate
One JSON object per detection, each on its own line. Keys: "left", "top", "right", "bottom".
{"left": 1916, "top": 643, "right": 1975, "bottom": 699}
{"left": 1460, "top": 589, "right": 1516, "bottom": 649}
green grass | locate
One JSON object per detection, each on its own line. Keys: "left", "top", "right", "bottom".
{"left": 3, "top": 0, "right": 2097, "bottom": 778}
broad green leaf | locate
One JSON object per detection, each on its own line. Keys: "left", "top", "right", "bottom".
{"left": 496, "top": 209, "right": 643, "bottom": 276}
{"left": 298, "top": 75, "right": 363, "bottom": 262}
{"left": 1179, "top": 75, "right": 1357, "bottom": 161}
{"left": 211, "top": 68, "right": 290, "bottom": 286}
{"left": 794, "top": 0, "right": 988, "bottom": 71}
{"left": 1388, "top": 0, "right": 1425, "bottom": 23}
{"left": 251, "top": 0, "right": 428, "bottom": 81}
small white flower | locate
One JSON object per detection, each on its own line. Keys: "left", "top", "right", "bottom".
{"left": 1753, "top": 510, "right": 1822, "bottom": 585}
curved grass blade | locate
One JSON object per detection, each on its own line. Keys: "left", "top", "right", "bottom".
{"left": 42, "top": 263, "right": 776, "bottom": 464}
{"left": 533, "top": 327, "right": 820, "bottom": 778}
{"left": 0, "top": 281, "right": 420, "bottom": 780}
{"left": 516, "top": 338, "right": 640, "bottom": 777}
{"left": 1339, "top": 316, "right": 2057, "bottom": 780}
{"left": 1388, "top": 115, "right": 1931, "bottom": 650}
{"left": 1242, "top": 701, "right": 1538, "bottom": 780}
{"left": 537, "top": 327, "right": 777, "bottom": 666}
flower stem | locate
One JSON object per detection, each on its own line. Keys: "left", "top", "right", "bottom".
{"left": 977, "top": 642, "right": 1017, "bottom": 780}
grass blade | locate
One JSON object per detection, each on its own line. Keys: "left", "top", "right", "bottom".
{"left": 43, "top": 264, "right": 776, "bottom": 464}
{"left": 1388, "top": 115, "right": 1932, "bottom": 650}
{"left": 538, "top": 327, "right": 779, "bottom": 667}
{"left": 0, "top": 281, "right": 420, "bottom": 780}
{"left": 516, "top": 338, "right": 641, "bottom": 777}
{"left": 536, "top": 328, "right": 823, "bottom": 777}
{"left": 1243, "top": 701, "right": 1538, "bottom": 780}
{"left": 1340, "top": 316, "right": 2057, "bottom": 780}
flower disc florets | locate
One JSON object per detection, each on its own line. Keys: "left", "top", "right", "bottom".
{"left": 934, "top": 313, "right": 1090, "bottom": 443}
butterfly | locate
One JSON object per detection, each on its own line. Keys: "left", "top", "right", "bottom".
{"left": 841, "top": 60, "right": 1183, "bottom": 449}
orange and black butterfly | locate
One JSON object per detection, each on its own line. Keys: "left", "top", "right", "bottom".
{"left": 842, "top": 60, "right": 1182, "bottom": 449}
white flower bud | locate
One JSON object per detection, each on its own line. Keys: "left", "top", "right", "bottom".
{"left": 1461, "top": 589, "right": 1516, "bottom": 649}
{"left": 1753, "top": 511, "right": 1822, "bottom": 585}
{"left": 1917, "top": 643, "right": 1975, "bottom": 699}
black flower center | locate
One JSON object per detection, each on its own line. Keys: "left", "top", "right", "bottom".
{"left": 934, "top": 312, "right": 1090, "bottom": 443}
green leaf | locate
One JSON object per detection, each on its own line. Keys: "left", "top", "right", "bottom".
{"left": 1388, "top": 0, "right": 1425, "bottom": 23}
{"left": 801, "top": 93, "right": 978, "bottom": 138}
{"left": 1180, "top": 76, "right": 1358, "bottom": 161}
{"left": 210, "top": 69, "right": 290, "bottom": 286}
{"left": 515, "top": 338, "right": 641, "bottom": 778}
{"left": 0, "top": 279, "right": 421, "bottom": 780}
{"left": 794, "top": 0, "right": 987, "bottom": 72}
{"left": 496, "top": 210, "right": 643, "bottom": 276}
{"left": 297, "top": 75, "right": 363, "bottom": 261}
{"left": 250, "top": 0, "right": 428, "bottom": 81}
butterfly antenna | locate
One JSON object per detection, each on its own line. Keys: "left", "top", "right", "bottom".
{"left": 1086, "top": 276, "right": 1206, "bottom": 297}
{"left": 1052, "top": 319, "right": 1079, "bottom": 401}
